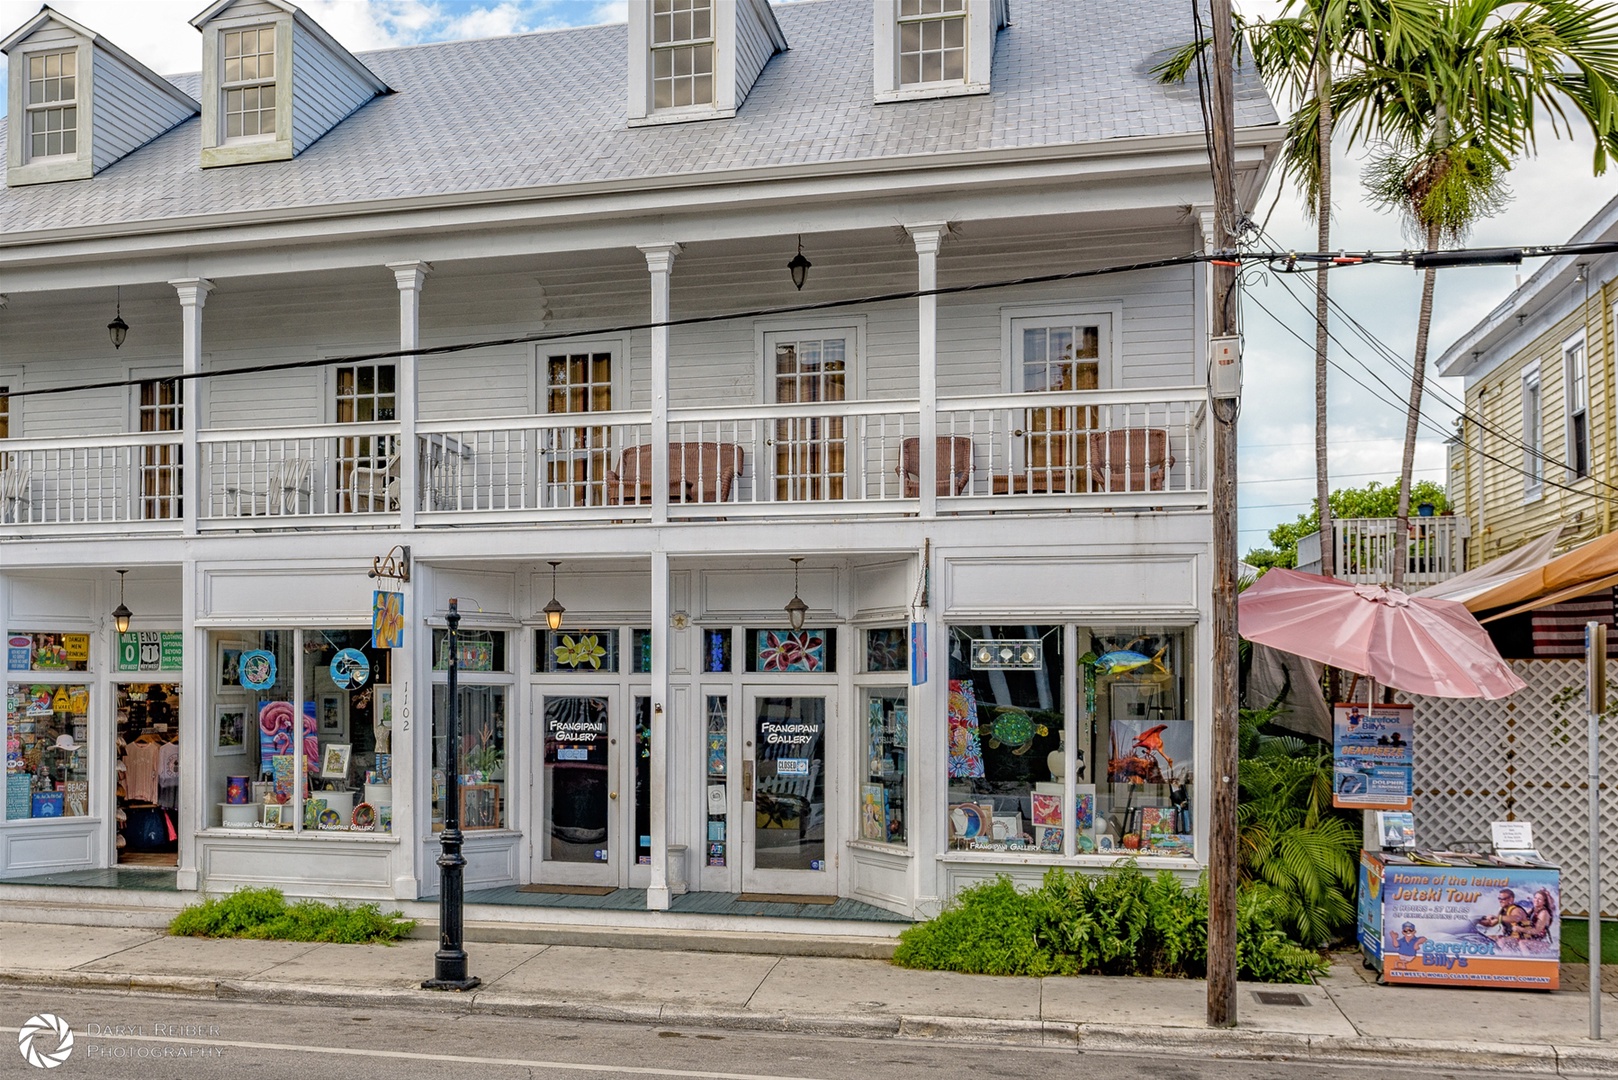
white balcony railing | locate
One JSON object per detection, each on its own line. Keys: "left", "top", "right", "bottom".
{"left": 1, "top": 388, "right": 1212, "bottom": 532}
{"left": 1297, "top": 516, "right": 1470, "bottom": 588}
{"left": 0, "top": 432, "right": 184, "bottom": 527}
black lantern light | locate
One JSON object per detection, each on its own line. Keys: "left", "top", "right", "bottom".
{"left": 784, "top": 556, "right": 808, "bottom": 631}
{"left": 112, "top": 569, "right": 132, "bottom": 635}
{"left": 108, "top": 287, "right": 128, "bottom": 350}
{"left": 544, "top": 561, "right": 566, "bottom": 632}
{"left": 787, "top": 236, "right": 811, "bottom": 291}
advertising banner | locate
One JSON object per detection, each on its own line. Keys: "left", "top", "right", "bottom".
{"left": 1333, "top": 702, "right": 1413, "bottom": 810}
{"left": 1368, "top": 857, "right": 1560, "bottom": 989}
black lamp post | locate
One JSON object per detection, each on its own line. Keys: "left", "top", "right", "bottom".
{"left": 423, "top": 598, "right": 480, "bottom": 991}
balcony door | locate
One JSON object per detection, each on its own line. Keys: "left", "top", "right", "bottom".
{"left": 137, "top": 377, "right": 182, "bottom": 520}
{"left": 544, "top": 349, "right": 614, "bottom": 508}
{"left": 335, "top": 362, "right": 396, "bottom": 512}
{"left": 1010, "top": 315, "right": 1111, "bottom": 489}
{"left": 767, "top": 332, "right": 850, "bottom": 501}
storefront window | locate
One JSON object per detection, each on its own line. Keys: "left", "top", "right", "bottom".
{"left": 745, "top": 629, "right": 837, "bottom": 673}
{"left": 632, "top": 630, "right": 653, "bottom": 674}
{"left": 5, "top": 681, "right": 90, "bottom": 819}
{"left": 432, "top": 629, "right": 505, "bottom": 672}
{"left": 1086, "top": 626, "right": 1192, "bottom": 857}
{"left": 208, "top": 628, "right": 392, "bottom": 834}
{"left": 705, "top": 694, "right": 728, "bottom": 866}
{"left": 432, "top": 683, "right": 508, "bottom": 831}
{"left": 860, "top": 689, "right": 907, "bottom": 844}
{"left": 537, "top": 628, "right": 619, "bottom": 673}
{"left": 704, "top": 630, "right": 731, "bottom": 673}
{"left": 945, "top": 624, "right": 1062, "bottom": 853}
{"left": 864, "top": 628, "right": 908, "bottom": 674}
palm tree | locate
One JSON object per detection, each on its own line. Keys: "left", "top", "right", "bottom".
{"left": 1345, "top": 0, "right": 1618, "bottom": 587}
{"left": 1156, "top": 1, "right": 1435, "bottom": 581}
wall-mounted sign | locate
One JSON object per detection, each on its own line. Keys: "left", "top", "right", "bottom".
{"left": 116, "top": 631, "right": 183, "bottom": 672}
{"left": 970, "top": 639, "right": 1042, "bottom": 670}
{"left": 330, "top": 648, "right": 370, "bottom": 690}
{"left": 238, "top": 650, "right": 277, "bottom": 691}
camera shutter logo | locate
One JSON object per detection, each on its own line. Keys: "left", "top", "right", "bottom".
{"left": 18, "top": 1014, "right": 73, "bottom": 1069}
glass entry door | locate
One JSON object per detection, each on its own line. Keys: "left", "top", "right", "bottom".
{"left": 742, "top": 692, "right": 833, "bottom": 894}
{"left": 534, "top": 689, "right": 649, "bottom": 888}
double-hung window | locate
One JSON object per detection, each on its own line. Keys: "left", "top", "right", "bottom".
{"left": 222, "top": 26, "right": 277, "bottom": 140}
{"left": 898, "top": 0, "right": 966, "bottom": 87}
{"left": 1565, "top": 332, "right": 1589, "bottom": 480}
{"left": 1522, "top": 363, "right": 1543, "bottom": 498}
{"left": 651, "top": 0, "right": 714, "bottom": 110}
{"left": 25, "top": 50, "right": 76, "bottom": 161}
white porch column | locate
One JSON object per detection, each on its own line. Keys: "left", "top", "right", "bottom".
{"left": 647, "top": 550, "right": 673, "bottom": 910}
{"left": 170, "top": 279, "right": 214, "bottom": 537}
{"left": 639, "top": 244, "right": 681, "bottom": 526}
{"left": 907, "top": 225, "right": 946, "bottom": 518}
{"left": 387, "top": 262, "right": 431, "bottom": 529}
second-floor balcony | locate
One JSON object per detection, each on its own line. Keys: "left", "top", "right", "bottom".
{"left": 1296, "top": 515, "right": 1471, "bottom": 589}
{"left": 0, "top": 388, "right": 1211, "bottom": 533}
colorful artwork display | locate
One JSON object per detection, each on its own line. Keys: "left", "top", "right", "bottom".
{"left": 865, "top": 628, "right": 907, "bottom": 673}
{"left": 947, "top": 679, "right": 984, "bottom": 779}
{"left": 239, "top": 650, "right": 276, "bottom": 691}
{"left": 860, "top": 783, "right": 887, "bottom": 841}
{"left": 329, "top": 648, "right": 370, "bottom": 690}
{"left": 756, "top": 630, "right": 826, "bottom": 673}
{"left": 1107, "top": 719, "right": 1193, "bottom": 785}
{"left": 547, "top": 630, "right": 616, "bottom": 671}
{"left": 7, "top": 633, "right": 89, "bottom": 672}
{"left": 371, "top": 591, "right": 405, "bottom": 650}
{"left": 258, "top": 700, "right": 317, "bottom": 777}
{"left": 1334, "top": 703, "right": 1414, "bottom": 810}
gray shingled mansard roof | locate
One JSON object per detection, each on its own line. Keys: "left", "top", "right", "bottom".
{"left": 0, "top": 0, "right": 1279, "bottom": 237}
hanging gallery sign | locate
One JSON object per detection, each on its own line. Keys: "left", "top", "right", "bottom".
{"left": 1333, "top": 702, "right": 1414, "bottom": 810}
{"left": 371, "top": 591, "right": 404, "bottom": 650}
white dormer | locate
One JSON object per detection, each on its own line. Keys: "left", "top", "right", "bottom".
{"left": 2, "top": 6, "right": 198, "bottom": 187}
{"left": 190, "top": 0, "right": 388, "bottom": 168}
{"left": 873, "top": 0, "right": 1008, "bottom": 103}
{"left": 627, "top": 0, "right": 786, "bottom": 126}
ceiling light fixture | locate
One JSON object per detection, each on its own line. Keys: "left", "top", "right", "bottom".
{"left": 784, "top": 557, "right": 808, "bottom": 631}
{"left": 112, "top": 569, "right": 132, "bottom": 634}
{"left": 787, "top": 236, "right": 811, "bottom": 291}
{"left": 544, "top": 561, "right": 566, "bottom": 632}
{"left": 108, "top": 287, "right": 128, "bottom": 350}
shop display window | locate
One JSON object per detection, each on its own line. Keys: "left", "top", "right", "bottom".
{"left": 537, "top": 628, "right": 619, "bottom": 673}
{"left": 632, "top": 630, "right": 653, "bottom": 674}
{"left": 745, "top": 628, "right": 837, "bottom": 673}
{"left": 864, "top": 628, "right": 908, "bottom": 674}
{"left": 5, "top": 681, "right": 90, "bottom": 820}
{"left": 705, "top": 694, "right": 728, "bottom": 866}
{"left": 432, "top": 629, "right": 505, "bottom": 673}
{"left": 860, "top": 689, "right": 907, "bottom": 844}
{"left": 945, "top": 624, "right": 1063, "bottom": 853}
{"left": 432, "top": 683, "right": 509, "bottom": 831}
{"left": 7, "top": 631, "right": 90, "bottom": 673}
{"left": 207, "top": 628, "right": 393, "bottom": 835}
{"left": 1085, "top": 626, "right": 1192, "bottom": 857}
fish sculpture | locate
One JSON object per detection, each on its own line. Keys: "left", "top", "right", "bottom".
{"left": 1094, "top": 645, "right": 1168, "bottom": 677}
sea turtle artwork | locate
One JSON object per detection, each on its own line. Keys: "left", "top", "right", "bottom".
{"left": 986, "top": 706, "right": 1048, "bottom": 755}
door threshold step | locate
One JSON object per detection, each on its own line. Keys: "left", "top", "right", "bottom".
{"left": 735, "top": 892, "right": 838, "bottom": 905}
{"left": 516, "top": 884, "right": 618, "bottom": 896}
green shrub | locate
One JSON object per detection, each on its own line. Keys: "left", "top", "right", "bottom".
{"left": 169, "top": 887, "right": 415, "bottom": 944}
{"left": 894, "top": 865, "right": 1325, "bottom": 984}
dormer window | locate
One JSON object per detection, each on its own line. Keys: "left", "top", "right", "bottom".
{"left": 26, "top": 49, "right": 77, "bottom": 160}
{"left": 652, "top": 0, "right": 713, "bottom": 110}
{"left": 221, "top": 26, "right": 276, "bottom": 140}
{"left": 898, "top": 0, "right": 965, "bottom": 87}
{"left": 874, "top": 0, "right": 1006, "bottom": 103}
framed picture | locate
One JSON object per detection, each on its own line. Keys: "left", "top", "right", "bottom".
{"left": 460, "top": 783, "right": 500, "bottom": 829}
{"left": 320, "top": 743, "right": 352, "bottom": 780}
{"left": 261, "top": 803, "right": 283, "bottom": 827}
{"left": 319, "top": 694, "right": 345, "bottom": 735}
{"left": 217, "top": 644, "right": 244, "bottom": 692}
{"left": 214, "top": 704, "right": 248, "bottom": 755}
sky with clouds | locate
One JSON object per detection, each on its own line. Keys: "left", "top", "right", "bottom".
{"left": 1, "top": 0, "right": 1612, "bottom": 555}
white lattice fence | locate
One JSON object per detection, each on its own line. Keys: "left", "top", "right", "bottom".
{"left": 1412, "top": 659, "right": 1618, "bottom": 917}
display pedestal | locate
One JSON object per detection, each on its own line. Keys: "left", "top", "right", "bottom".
{"left": 1359, "top": 850, "right": 1561, "bottom": 989}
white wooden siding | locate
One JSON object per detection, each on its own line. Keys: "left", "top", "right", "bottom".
{"left": 734, "top": 1, "right": 779, "bottom": 108}
{"left": 89, "top": 46, "right": 196, "bottom": 174}
{"left": 289, "top": 23, "right": 379, "bottom": 155}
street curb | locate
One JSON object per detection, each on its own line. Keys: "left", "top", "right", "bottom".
{"left": 9, "top": 968, "right": 1618, "bottom": 1073}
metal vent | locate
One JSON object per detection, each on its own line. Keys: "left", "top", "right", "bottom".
{"left": 1252, "top": 990, "right": 1311, "bottom": 1007}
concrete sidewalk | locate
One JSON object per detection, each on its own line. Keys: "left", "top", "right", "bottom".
{"left": 3, "top": 921, "right": 1617, "bottom": 1075}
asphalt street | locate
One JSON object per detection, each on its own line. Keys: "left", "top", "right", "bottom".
{"left": 1, "top": 987, "right": 1523, "bottom": 1080}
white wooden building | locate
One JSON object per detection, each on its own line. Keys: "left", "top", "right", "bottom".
{"left": 0, "top": 0, "right": 1281, "bottom": 923}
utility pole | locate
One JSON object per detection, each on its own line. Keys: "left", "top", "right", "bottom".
{"left": 1206, "top": 0, "right": 1241, "bottom": 1030}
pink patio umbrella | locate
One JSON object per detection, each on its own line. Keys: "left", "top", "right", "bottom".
{"left": 1238, "top": 568, "right": 1526, "bottom": 700}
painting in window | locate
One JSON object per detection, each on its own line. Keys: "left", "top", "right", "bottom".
{"left": 539, "top": 629, "right": 619, "bottom": 673}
